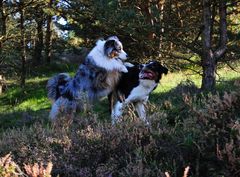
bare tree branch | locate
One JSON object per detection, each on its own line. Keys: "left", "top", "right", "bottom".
{"left": 168, "top": 52, "right": 201, "bottom": 65}
{"left": 182, "top": 66, "right": 203, "bottom": 76}
{"left": 225, "top": 62, "right": 240, "bottom": 73}
{"left": 168, "top": 37, "right": 202, "bottom": 56}
{"left": 192, "top": 25, "right": 204, "bottom": 45}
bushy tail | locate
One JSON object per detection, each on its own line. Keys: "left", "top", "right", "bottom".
{"left": 46, "top": 73, "right": 71, "bottom": 102}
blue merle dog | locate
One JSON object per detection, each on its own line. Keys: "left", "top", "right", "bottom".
{"left": 47, "top": 36, "right": 128, "bottom": 119}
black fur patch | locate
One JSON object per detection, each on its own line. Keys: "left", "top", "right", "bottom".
{"left": 56, "top": 75, "right": 70, "bottom": 100}
{"left": 117, "top": 65, "right": 141, "bottom": 99}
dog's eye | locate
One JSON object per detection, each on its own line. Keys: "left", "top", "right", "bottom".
{"left": 116, "top": 47, "right": 122, "bottom": 51}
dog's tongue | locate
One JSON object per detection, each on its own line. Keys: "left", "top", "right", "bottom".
{"left": 145, "top": 72, "right": 153, "bottom": 78}
{"left": 140, "top": 71, "right": 154, "bottom": 79}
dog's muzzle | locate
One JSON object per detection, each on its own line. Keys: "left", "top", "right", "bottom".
{"left": 139, "top": 69, "right": 156, "bottom": 80}
{"left": 117, "top": 50, "right": 128, "bottom": 61}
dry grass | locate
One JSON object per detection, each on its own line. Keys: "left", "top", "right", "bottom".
{"left": 24, "top": 162, "right": 53, "bottom": 177}
{"left": 0, "top": 153, "right": 24, "bottom": 177}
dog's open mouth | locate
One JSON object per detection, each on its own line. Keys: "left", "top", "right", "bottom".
{"left": 139, "top": 70, "right": 155, "bottom": 80}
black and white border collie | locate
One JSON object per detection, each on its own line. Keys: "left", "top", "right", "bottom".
{"left": 47, "top": 36, "right": 128, "bottom": 120}
{"left": 111, "top": 61, "right": 168, "bottom": 124}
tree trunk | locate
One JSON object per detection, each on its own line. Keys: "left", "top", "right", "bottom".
{"left": 0, "top": 75, "right": 5, "bottom": 94}
{"left": 0, "top": 0, "right": 3, "bottom": 55}
{"left": 201, "top": 0, "right": 216, "bottom": 91}
{"left": 0, "top": 0, "right": 7, "bottom": 54}
{"left": 201, "top": 51, "right": 216, "bottom": 90}
{"left": 19, "top": 5, "right": 26, "bottom": 87}
{"left": 45, "top": 0, "right": 53, "bottom": 63}
{"left": 201, "top": 0, "right": 227, "bottom": 91}
{"left": 33, "top": 17, "right": 43, "bottom": 65}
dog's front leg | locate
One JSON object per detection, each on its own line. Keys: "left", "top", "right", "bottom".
{"left": 111, "top": 101, "right": 123, "bottom": 124}
{"left": 135, "top": 102, "right": 149, "bottom": 125}
{"left": 108, "top": 92, "right": 114, "bottom": 114}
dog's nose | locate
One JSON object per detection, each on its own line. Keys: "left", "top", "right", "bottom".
{"left": 126, "top": 54, "right": 129, "bottom": 58}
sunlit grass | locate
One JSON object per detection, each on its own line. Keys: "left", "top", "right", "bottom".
{"left": 154, "top": 71, "right": 202, "bottom": 94}
{"left": 17, "top": 96, "right": 50, "bottom": 111}
{"left": 155, "top": 63, "right": 240, "bottom": 93}
{"left": 26, "top": 77, "right": 49, "bottom": 83}
{"left": 0, "top": 81, "right": 50, "bottom": 111}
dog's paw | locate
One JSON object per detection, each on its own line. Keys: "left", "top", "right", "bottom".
{"left": 121, "top": 66, "right": 128, "bottom": 73}
{"left": 124, "top": 62, "right": 135, "bottom": 68}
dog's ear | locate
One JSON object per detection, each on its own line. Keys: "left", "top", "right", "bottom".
{"left": 114, "top": 40, "right": 121, "bottom": 50}
{"left": 160, "top": 66, "right": 168, "bottom": 75}
{"left": 107, "top": 36, "right": 119, "bottom": 41}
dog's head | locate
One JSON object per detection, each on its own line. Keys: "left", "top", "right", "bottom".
{"left": 139, "top": 61, "right": 168, "bottom": 83}
{"left": 104, "top": 36, "right": 128, "bottom": 61}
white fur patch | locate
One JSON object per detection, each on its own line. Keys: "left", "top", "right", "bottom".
{"left": 125, "top": 80, "right": 157, "bottom": 103}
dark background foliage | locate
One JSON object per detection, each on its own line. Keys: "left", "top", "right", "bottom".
{"left": 1, "top": 0, "right": 240, "bottom": 90}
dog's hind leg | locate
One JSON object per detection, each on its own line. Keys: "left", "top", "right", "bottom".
{"left": 108, "top": 92, "right": 114, "bottom": 114}
{"left": 108, "top": 91, "right": 125, "bottom": 114}
{"left": 49, "top": 102, "right": 60, "bottom": 120}
{"left": 49, "top": 98, "right": 70, "bottom": 120}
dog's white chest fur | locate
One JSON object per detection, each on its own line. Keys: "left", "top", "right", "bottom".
{"left": 125, "top": 80, "right": 157, "bottom": 103}
{"left": 111, "top": 79, "right": 157, "bottom": 124}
